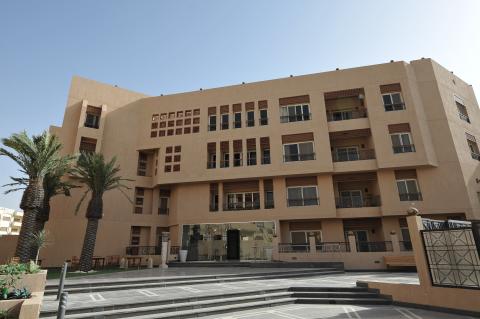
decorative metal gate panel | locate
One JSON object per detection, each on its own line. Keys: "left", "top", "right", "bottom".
{"left": 422, "top": 226, "right": 480, "bottom": 289}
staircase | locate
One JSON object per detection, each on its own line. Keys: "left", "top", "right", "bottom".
{"left": 291, "top": 286, "right": 392, "bottom": 305}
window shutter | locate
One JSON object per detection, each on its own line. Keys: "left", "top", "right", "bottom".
{"left": 282, "top": 133, "right": 314, "bottom": 144}
{"left": 388, "top": 123, "right": 411, "bottom": 133}
{"left": 279, "top": 95, "right": 310, "bottom": 106}
{"left": 380, "top": 83, "right": 402, "bottom": 93}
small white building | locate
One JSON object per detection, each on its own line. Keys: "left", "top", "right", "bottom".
{"left": 0, "top": 207, "right": 23, "bottom": 236}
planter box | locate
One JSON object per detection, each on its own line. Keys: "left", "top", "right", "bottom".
{"left": 0, "top": 270, "right": 47, "bottom": 319}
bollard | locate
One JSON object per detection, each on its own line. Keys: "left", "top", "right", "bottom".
{"left": 56, "top": 262, "right": 68, "bottom": 300}
{"left": 56, "top": 292, "right": 68, "bottom": 319}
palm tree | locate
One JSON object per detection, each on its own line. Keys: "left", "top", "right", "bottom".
{"left": 73, "top": 152, "right": 131, "bottom": 272}
{"left": 30, "top": 229, "right": 50, "bottom": 265}
{"left": 0, "top": 131, "right": 68, "bottom": 262}
{"left": 4, "top": 161, "right": 77, "bottom": 259}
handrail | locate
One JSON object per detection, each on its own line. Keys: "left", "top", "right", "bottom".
{"left": 335, "top": 195, "right": 381, "bottom": 208}
{"left": 332, "top": 149, "right": 375, "bottom": 162}
{"left": 326, "top": 107, "right": 367, "bottom": 122}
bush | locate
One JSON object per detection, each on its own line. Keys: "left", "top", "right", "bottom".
{"left": 0, "top": 262, "right": 38, "bottom": 300}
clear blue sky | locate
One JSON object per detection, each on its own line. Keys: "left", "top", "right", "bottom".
{"left": 1, "top": 0, "right": 479, "bottom": 209}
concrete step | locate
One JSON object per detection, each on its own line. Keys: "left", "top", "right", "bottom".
{"left": 169, "top": 261, "right": 344, "bottom": 269}
{"left": 40, "top": 290, "right": 294, "bottom": 319}
{"left": 45, "top": 268, "right": 333, "bottom": 289}
{"left": 296, "top": 297, "right": 392, "bottom": 305}
{"left": 289, "top": 286, "right": 370, "bottom": 292}
{"left": 291, "top": 291, "right": 380, "bottom": 298}
{"left": 44, "top": 269, "right": 343, "bottom": 295}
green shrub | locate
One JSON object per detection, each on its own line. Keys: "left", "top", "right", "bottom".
{"left": 0, "top": 262, "right": 38, "bottom": 300}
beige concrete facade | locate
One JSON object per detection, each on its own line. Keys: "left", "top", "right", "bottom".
{"left": 0, "top": 207, "right": 23, "bottom": 236}
{"left": 41, "top": 58, "right": 480, "bottom": 267}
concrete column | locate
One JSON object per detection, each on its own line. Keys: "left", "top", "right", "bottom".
{"left": 308, "top": 235, "right": 316, "bottom": 253}
{"left": 406, "top": 207, "right": 431, "bottom": 287}
{"left": 160, "top": 232, "right": 169, "bottom": 269}
{"left": 272, "top": 235, "right": 279, "bottom": 261}
{"left": 242, "top": 140, "right": 247, "bottom": 167}
{"left": 218, "top": 182, "right": 224, "bottom": 212}
{"left": 273, "top": 178, "right": 286, "bottom": 209}
{"left": 259, "top": 179, "right": 265, "bottom": 210}
{"left": 348, "top": 232, "right": 357, "bottom": 253}
{"left": 390, "top": 231, "right": 400, "bottom": 253}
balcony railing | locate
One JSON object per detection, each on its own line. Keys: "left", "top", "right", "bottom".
{"left": 233, "top": 121, "right": 242, "bottom": 128}
{"left": 170, "top": 246, "right": 180, "bottom": 255}
{"left": 207, "top": 124, "right": 216, "bottom": 131}
{"left": 259, "top": 118, "right": 268, "bottom": 126}
{"left": 126, "top": 246, "right": 161, "bottom": 256}
{"left": 280, "top": 113, "right": 311, "bottom": 123}
{"left": 233, "top": 159, "right": 243, "bottom": 167}
{"left": 246, "top": 119, "right": 255, "bottom": 127}
{"left": 326, "top": 108, "right": 367, "bottom": 122}
{"left": 399, "top": 241, "right": 413, "bottom": 251}
{"left": 261, "top": 156, "right": 271, "bottom": 165}
{"left": 393, "top": 144, "right": 416, "bottom": 153}
{"left": 384, "top": 103, "right": 406, "bottom": 111}
{"left": 356, "top": 241, "right": 393, "bottom": 252}
{"left": 221, "top": 123, "right": 229, "bottom": 130}
{"left": 471, "top": 152, "right": 480, "bottom": 161}
{"left": 247, "top": 158, "right": 257, "bottom": 166}
{"left": 220, "top": 160, "right": 230, "bottom": 168}
{"left": 158, "top": 207, "right": 169, "bottom": 215}
{"left": 316, "top": 242, "right": 351, "bottom": 253}
{"left": 399, "top": 192, "right": 423, "bottom": 201}
{"left": 209, "top": 203, "right": 219, "bottom": 212}
{"left": 331, "top": 149, "right": 375, "bottom": 162}
{"left": 284, "top": 153, "right": 316, "bottom": 162}
{"left": 224, "top": 202, "right": 260, "bottom": 211}
{"left": 287, "top": 198, "right": 319, "bottom": 207}
{"left": 279, "top": 243, "right": 310, "bottom": 253}
{"left": 335, "top": 195, "right": 381, "bottom": 208}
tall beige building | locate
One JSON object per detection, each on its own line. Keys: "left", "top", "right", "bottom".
{"left": 0, "top": 207, "right": 23, "bottom": 236}
{"left": 42, "top": 58, "right": 480, "bottom": 267}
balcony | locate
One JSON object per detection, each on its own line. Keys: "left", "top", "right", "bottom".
{"left": 335, "top": 195, "right": 381, "bottom": 208}
{"left": 284, "top": 153, "right": 316, "bottom": 162}
{"left": 287, "top": 198, "right": 319, "bottom": 207}
{"left": 326, "top": 108, "right": 367, "bottom": 122}
{"left": 399, "top": 192, "right": 423, "bottom": 201}
{"left": 332, "top": 149, "right": 375, "bottom": 162}
{"left": 393, "top": 144, "right": 415, "bottom": 153}
{"left": 316, "top": 242, "right": 350, "bottom": 252}
{"left": 224, "top": 202, "right": 260, "bottom": 211}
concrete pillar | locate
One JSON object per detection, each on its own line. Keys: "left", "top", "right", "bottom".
{"left": 406, "top": 207, "right": 431, "bottom": 287}
{"left": 308, "top": 235, "right": 316, "bottom": 253}
{"left": 272, "top": 235, "right": 279, "bottom": 261}
{"left": 390, "top": 231, "right": 400, "bottom": 253}
{"left": 218, "top": 182, "right": 224, "bottom": 212}
{"left": 259, "top": 179, "right": 265, "bottom": 209}
{"left": 348, "top": 232, "right": 357, "bottom": 253}
{"left": 160, "top": 232, "right": 169, "bottom": 269}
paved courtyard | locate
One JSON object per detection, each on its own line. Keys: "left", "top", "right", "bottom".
{"left": 41, "top": 269, "right": 474, "bottom": 318}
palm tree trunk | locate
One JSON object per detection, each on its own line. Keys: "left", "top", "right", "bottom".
{"left": 16, "top": 180, "right": 43, "bottom": 263}
{"left": 29, "top": 202, "right": 50, "bottom": 260}
{"left": 79, "top": 218, "right": 99, "bottom": 272}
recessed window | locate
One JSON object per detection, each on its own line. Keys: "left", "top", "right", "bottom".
{"left": 287, "top": 186, "right": 319, "bottom": 206}
{"left": 159, "top": 197, "right": 169, "bottom": 215}
{"left": 79, "top": 137, "right": 97, "bottom": 153}
{"left": 280, "top": 104, "right": 310, "bottom": 123}
{"left": 259, "top": 109, "right": 268, "bottom": 126}
{"left": 234, "top": 112, "right": 242, "bottom": 128}
{"left": 262, "top": 149, "right": 271, "bottom": 165}
{"left": 225, "top": 192, "right": 260, "bottom": 210}
{"left": 247, "top": 150, "right": 257, "bottom": 166}
{"left": 382, "top": 92, "right": 405, "bottom": 111}
{"left": 221, "top": 153, "right": 230, "bottom": 168}
{"left": 396, "top": 179, "right": 422, "bottom": 201}
{"left": 208, "top": 115, "right": 216, "bottom": 131}
{"left": 233, "top": 152, "right": 242, "bottom": 167}
{"left": 283, "top": 142, "right": 315, "bottom": 162}
{"left": 466, "top": 133, "right": 480, "bottom": 160}
{"left": 221, "top": 114, "right": 229, "bottom": 130}
{"left": 456, "top": 97, "right": 470, "bottom": 123}
{"left": 391, "top": 133, "right": 415, "bottom": 153}
{"left": 246, "top": 111, "right": 255, "bottom": 127}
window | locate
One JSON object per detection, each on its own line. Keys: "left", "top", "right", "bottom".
{"left": 339, "top": 190, "right": 363, "bottom": 208}
{"left": 456, "top": 97, "right": 470, "bottom": 123}
{"left": 158, "top": 197, "right": 169, "bottom": 215}
{"left": 221, "top": 114, "right": 229, "bottom": 130}
{"left": 79, "top": 137, "right": 97, "bottom": 153}
{"left": 391, "top": 133, "right": 415, "bottom": 153}
{"left": 283, "top": 142, "right": 315, "bottom": 162}
{"left": 382, "top": 92, "right": 405, "bottom": 111}
{"left": 233, "top": 152, "right": 242, "bottom": 167}
{"left": 85, "top": 113, "right": 100, "bottom": 129}
{"left": 396, "top": 179, "right": 422, "bottom": 201}
{"left": 208, "top": 153, "right": 216, "bottom": 169}
{"left": 280, "top": 104, "right": 310, "bottom": 123}
{"left": 234, "top": 112, "right": 242, "bottom": 128}
{"left": 137, "top": 153, "right": 148, "bottom": 176}
{"left": 208, "top": 115, "right": 216, "bottom": 131}
{"left": 262, "top": 149, "right": 271, "bottom": 165}
{"left": 259, "top": 109, "right": 268, "bottom": 125}
{"left": 265, "top": 191, "right": 274, "bottom": 209}
{"left": 246, "top": 111, "right": 255, "bottom": 127}
{"left": 226, "top": 192, "right": 260, "bottom": 210}
{"left": 291, "top": 231, "right": 322, "bottom": 245}
{"left": 221, "top": 153, "right": 230, "bottom": 168}
{"left": 130, "top": 226, "right": 141, "bottom": 245}
{"left": 330, "top": 109, "right": 354, "bottom": 121}
{"left": 467, "top": 136, "right": 480, "bottom": 160}
{"left": 247, "top": 150, "right": 257, "bottom": 166}
{"left": 287, "top": 186, "right": 318, "bottom": 206}
{"left": 334, "top": 147, "right": 359, "bottom": 162}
